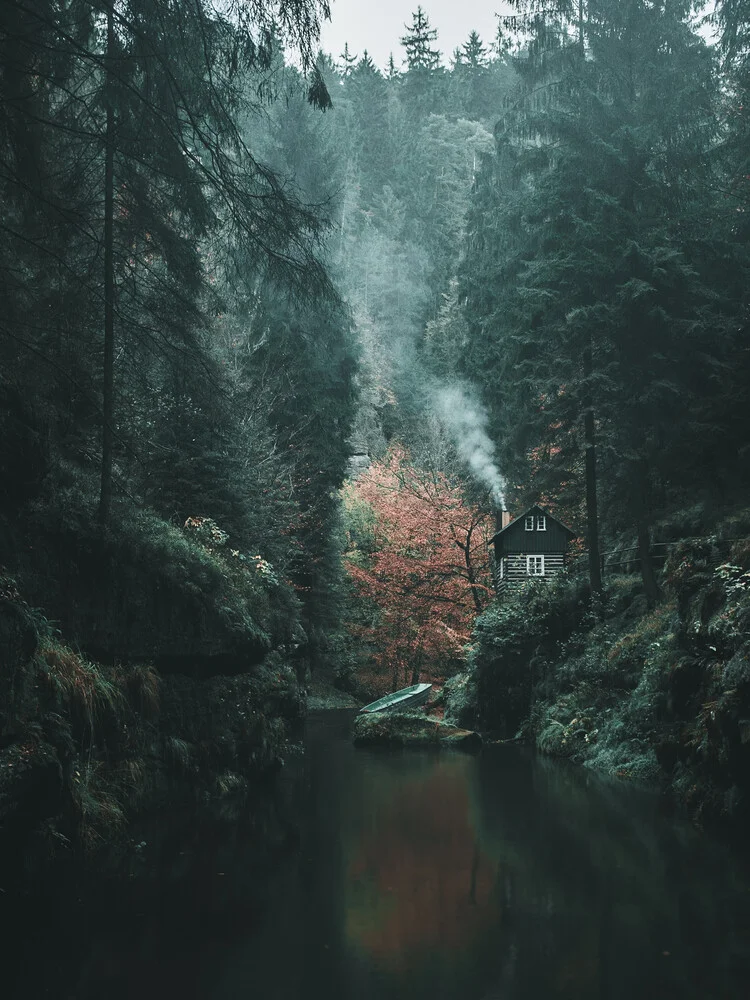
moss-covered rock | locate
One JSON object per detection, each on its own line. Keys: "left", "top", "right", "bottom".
{"left": 15, "top": 500, "right": 299, "bottom": 676}
{"left": 0, "top": 571, "right": 306, "bottom": 874}
{"left": 352, "top": 711, "right": 482, "bottom": 751}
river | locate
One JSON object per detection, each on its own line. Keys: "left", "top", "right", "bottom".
{"left": 5, "top": 708, "right": 750, "bottom": 999}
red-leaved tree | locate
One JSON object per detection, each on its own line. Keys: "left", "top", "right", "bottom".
{"left": 342, "top": 445, "right": 494, "bottom": 693}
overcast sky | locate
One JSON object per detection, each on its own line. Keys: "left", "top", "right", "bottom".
{"left": 319, "top": 1, "right": 513, "bottom": 71}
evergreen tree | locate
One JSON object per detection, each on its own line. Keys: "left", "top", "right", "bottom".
{"left": 461, "top": 30, "right": 489, "bottom": 68}
{"left": 349, "top": 52, "right": 390, "bottom": 190}
{"left": 400, "top": 7, "right": 441, "bottom": 71}
{"left": 339, "top": 41, "right": 358, "bottom": 77}
{"left": 451, "top": 30, "right": 496, "bottom": 119}
{"left": 357, "top": 50, "right": 376, "bottom": 73}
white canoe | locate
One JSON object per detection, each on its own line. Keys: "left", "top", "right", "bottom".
{"left": 358, "top": 682, "right": 433, "bottom": 714}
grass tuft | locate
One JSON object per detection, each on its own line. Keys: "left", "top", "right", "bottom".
{"left": 120, "top": 663, "right": 160, "bottom": 718}
{"left": 40, "top": 641, "right": 126, "bottom": 739}
{"left": 164, "top": 735, "right": 193, "bottom": 774}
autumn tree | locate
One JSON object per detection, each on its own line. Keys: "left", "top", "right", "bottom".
{"left": 341, "top": 446, "right": 493, "bottom": 693}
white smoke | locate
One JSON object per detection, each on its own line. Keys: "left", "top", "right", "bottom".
{"left": 434, "top": 382, "right": 507, "bottom": 508}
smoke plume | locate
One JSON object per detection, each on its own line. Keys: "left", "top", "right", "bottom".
{"left": 434, "top": 382, "right": 506, "bottom": 508}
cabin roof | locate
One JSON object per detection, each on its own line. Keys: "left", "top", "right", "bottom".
{"left": 489, "top": 504, "right": 577, "bottom": 544}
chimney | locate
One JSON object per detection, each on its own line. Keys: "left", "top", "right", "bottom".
{"left": 495, "top": 509, "right": 511, "bottom": 533}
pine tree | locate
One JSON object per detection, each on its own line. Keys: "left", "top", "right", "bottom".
{"left": 461, "top": 30, "right": 488, "bottom": 68}
{"left": 451, "top": 30, "right": 494, "bottom": 119}
{"left": 357, "top": 50, "right": 376, "bottom": 73}
{"left": 339, "top": 42, "right": 358, "bottom": 77}
{"left": 349, "top": 50, "right": 390, "bottom": 191}
{"left": 400, "top": 7, "right": 441, "bottom": 71}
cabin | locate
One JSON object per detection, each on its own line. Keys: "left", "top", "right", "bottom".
{"left": 490, "top": 504, "right": 576, "bottom": 591}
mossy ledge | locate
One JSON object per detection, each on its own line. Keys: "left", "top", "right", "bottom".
{"left": 445, "top": 507, "right": 750, "bottom": 830}
{"left": 0, "top": 504, "right": 307, "bottom": 880}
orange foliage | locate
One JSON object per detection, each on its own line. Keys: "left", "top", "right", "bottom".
{"left": 343, "top": 445, "right": 493, "bottom": 692}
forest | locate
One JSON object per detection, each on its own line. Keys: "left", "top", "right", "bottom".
{"left": 3, "top": 0, "right": 750, "bottom": 889}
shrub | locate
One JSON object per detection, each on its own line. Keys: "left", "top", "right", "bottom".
{"left": 443, "top": 669, "right": 478, "bottom": 729}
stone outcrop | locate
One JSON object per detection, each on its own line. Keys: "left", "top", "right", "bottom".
{"left": 352, "top": 710, "right": 482, "bottom": 751}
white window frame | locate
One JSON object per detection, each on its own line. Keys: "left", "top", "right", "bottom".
{"left": 498, "top": 557, "right": 505, "bottom": 580}
{"left": 536, "top": 515, "right": 547, "bottom": 531}
{"left": 527, "top": 555, "right": 545, "bottom": 576}
{"left": 524, "top": 515, "right": 534, "bottom": 531}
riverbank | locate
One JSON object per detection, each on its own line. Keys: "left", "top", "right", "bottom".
{"left": 445, "top": 508, "right": 750, "bottom": 829}
{"left": 0, "top": 503, "right": 311, "bottom": 879}
{"left": 0, "top": 595, "right": 304, "bottom": 885}
{"left": 306, "top": 675, "right": 361, "bottom": 711}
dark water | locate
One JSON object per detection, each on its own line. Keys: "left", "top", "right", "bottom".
{"left": 5, "top": 710, "right": 750, "bottom": 999}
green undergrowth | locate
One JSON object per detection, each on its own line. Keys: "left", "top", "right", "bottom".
{"left": 446, "top": 507, "right": 750, "bottom": 828}
{"left": 18, "top": 486, "right": 300, "bottom": 668}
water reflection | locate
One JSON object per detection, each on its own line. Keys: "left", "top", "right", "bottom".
{"left": 4, "top": 709, "right": 750, "bottom": 1000}
{"left": 234, "top": 711, "right": 750, "bottom": 1000}
{"left": 343, "top": 753, "right": 498, "bottom": 970}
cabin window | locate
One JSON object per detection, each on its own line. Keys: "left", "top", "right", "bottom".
{"left": 527, "top": 555, "right": 545, "bottom": 576}
{"left": 537, "top": 515, "right": 547, "bottom": 531}
{"left": 524, "top": 515, "right": 534, "bottom": 531}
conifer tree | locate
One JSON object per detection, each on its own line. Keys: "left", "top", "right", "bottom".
{"left": 339, "top": 41, "right": 358, "bottom": 77}
{"left": 400, "top": 7, "right": 441, "bottom": 71}
{"left": 357, "top": 50, "right": 376, "bottom": 73}
{"left": 461, "top": 30, "right": 489, "bottom": 68}
{"left": 451, "top": 30, "right": 494, "bottom": 119}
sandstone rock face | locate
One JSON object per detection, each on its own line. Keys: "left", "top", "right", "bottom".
{"left": 352, "top": 711, "right": 482, "bottom": 752}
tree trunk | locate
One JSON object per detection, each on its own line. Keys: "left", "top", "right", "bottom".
{"left": 637, "top": 518, "right": 660, "bottom": 609}
{"left": 98, "top": 4, "right": 115, "bottom": 525}
{"left": 634, "top": 462, "right": 660, "bottom": 608}
{"left": 461, "top": 524, "right": 483, "bottom": 614}
{"left": 578, "top": 0, "right": 585, "bottom": 49}
{"left": 583, "top": 343, "right": 602, "bottom": 595}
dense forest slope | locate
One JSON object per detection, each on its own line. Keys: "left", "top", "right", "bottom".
{"left": 445, "top": 505, "right": 750, "bottom": 828}
{"left": 0, "top": 0, "right": 354, "bottom": 872}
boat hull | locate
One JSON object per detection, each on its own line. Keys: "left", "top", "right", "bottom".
{"left": 358, "top": 682, "right": 432, "bottom": 714}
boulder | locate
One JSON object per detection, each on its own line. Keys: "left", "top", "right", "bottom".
{"left": 352, "top": 711, "right": 482, "bottom": 752}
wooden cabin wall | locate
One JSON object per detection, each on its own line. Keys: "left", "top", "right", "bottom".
{"left": 493, "top": 553, "right": 566, "bottom": 591}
